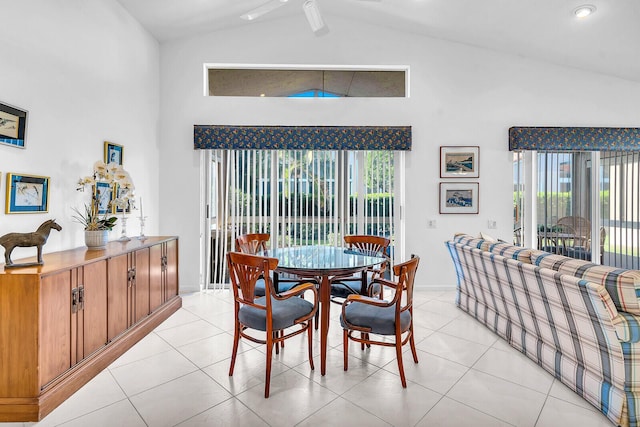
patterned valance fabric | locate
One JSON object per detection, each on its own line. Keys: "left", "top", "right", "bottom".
{"left": 194, "top": 125, "right": 412, "bottom": 151}
{"left": 509, "top": 127, "right": 640, "bottom": 151}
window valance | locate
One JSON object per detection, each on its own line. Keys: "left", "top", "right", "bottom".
{"left": 509, "top": 127, "right": 640, "bottom": 151}
{"left": 194, "top": 125, "right": 412, "bottom": 151}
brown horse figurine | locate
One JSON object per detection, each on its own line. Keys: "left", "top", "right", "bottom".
{"left": 0, "top": 219, "right": 62, "bottom": 267}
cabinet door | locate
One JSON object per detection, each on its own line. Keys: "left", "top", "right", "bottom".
{"left": 40, "top": 271, "right": 72, "bottom": 387}
{"left": 149, "top": 243, "right": 163, "bottom": 312}
{"left": 81, "top": 261, "right": 108, "bottom": 358}
{"left": 165, "top": 239, "right": 179, "bottom": 299}
{"left": 107, "top": 253, "right": 129, "bottom": 341}
{"left": 134, "top": 248, "right": 150, "bottom": 323}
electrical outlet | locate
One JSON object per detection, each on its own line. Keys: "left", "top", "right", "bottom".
{"left": 427, "top": 219, "right": 437, "bottom": 229}
{"left": 488, "top": 220, "right": 497, "bottom": 229}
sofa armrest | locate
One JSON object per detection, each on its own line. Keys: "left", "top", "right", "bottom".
{"left": 614, "top": 312, "right": 640, "bottom": 343}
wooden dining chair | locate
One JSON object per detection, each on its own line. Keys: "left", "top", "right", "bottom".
{"left": 235, "top": 233, "right": 309, "bottom": 296}
{"left": 227, "top": 252, "right": 318, "bottom": 398}
{"left": 235, "top": 232, "right": 270, "bottom": 255}
{"left": 340, "top": 255, "right": 420, "bottom": 387}
{"left": 331, "top": 235, "right": 391, "bottom": 300}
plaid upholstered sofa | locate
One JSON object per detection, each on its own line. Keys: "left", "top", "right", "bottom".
{"left": 446, "top": 234, "right": 640, "bottom": 427}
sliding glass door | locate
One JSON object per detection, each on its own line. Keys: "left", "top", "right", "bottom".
{"left": 204, "top": 149, "right": 402, "bottom": 288}
{"left": 515, "top": 150, "right": 640, "bottom": 268}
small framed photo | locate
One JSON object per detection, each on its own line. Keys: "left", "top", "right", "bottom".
{"left": 104, "top": 141, "right": 123, "bottom": 165}
{"left": 0, "top": 102, "right": 28, "bottom": 149}
{"left": 440, "top": 146, "right": 479, "bottom": 178}
{"left": 112, "top": 184, "right": 132, "bottom": 214}
{"left": 95, "top": 181, "right": 113, "bottom": 215}
{"left": 439, "top": 182, "right": 479, "bottom": 214}
{"left": 5, "top": 173, "right": 49, "bottom": 214}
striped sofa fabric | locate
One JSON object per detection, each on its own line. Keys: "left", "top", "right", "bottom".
{"left": 446, "top": 235, "right": 640, "bottom": 427}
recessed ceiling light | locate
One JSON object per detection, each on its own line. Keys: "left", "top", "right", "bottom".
{"left": 573, "top": 4, "right": 596, "bottom": 18}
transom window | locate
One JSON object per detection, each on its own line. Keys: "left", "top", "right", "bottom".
{"left": 206, "top": 67, "right": 407, "bottom": 98}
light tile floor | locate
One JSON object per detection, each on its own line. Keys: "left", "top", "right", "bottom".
{"left": 9, "top": 290, "right": 615, "bottom": 427}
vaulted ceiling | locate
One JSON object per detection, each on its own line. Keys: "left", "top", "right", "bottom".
{"left": 116, "top": 0, "right": 640, "bottom": 83}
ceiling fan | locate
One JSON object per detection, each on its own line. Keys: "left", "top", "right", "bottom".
{"left": 240, "top": 0, "right": 381, "bottom": 36}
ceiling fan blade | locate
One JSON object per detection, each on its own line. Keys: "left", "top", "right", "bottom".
{"left": 240, "top": 0, "right": 289, "bottom": 21}
{"left": 303, "top": 0, "right": 329, "bottom": 35}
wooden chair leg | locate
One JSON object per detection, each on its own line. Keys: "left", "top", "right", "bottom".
{"left": 343, "top": 329, "right": 349, "bottom": 371}
{"left": 361, "top": 332, "right": 370, "bottom": 349}
{"left": 409, "top": 329, "right": 419, "bottom": 364}
{"left": 228, "top": 322, "right": 241, "bottom": 376}
{"left": 274, "top": 331, "right": 280, "bottom": 355}
{"left": 314, "top": 309, "right": 319, "bottom": 330}
{"left": 395, "top": 335, "right": 407, "bottom": 388}
{"left": 307, "top": 320, "right": 314, "bottom": 370}
{"left": 265, "top": 335, "right": 274, "bottom": 398}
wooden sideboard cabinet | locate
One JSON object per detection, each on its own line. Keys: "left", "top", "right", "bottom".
{"left": 0, "top": 236, "right": 181, "bottom": 422}
{"left": 107, "top": 247, "right": 151, "bottom": 341}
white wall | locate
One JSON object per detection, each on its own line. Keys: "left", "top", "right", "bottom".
{"left": 2, "top": 4, "right": 636, "bottom": 292}
{"left": 0, "top": 1, "right": 160, "bottom": 260}
{"left": 159, "top": 15, "right": 640, "bottom": 292}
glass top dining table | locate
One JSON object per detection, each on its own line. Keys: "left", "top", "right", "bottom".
{"left": 264, "top": 245, "right": 387, "bottom": 376}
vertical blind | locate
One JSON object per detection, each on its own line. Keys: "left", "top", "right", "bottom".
{"left": 601, "top": 151, "right": 640, "bottom": 269}
{"left": 208, "top": 149, "right": 398, "bottom": 287}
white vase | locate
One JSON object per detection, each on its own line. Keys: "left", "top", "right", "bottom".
{"left": 85, "top": 230, "right": 109, "bottom": 249}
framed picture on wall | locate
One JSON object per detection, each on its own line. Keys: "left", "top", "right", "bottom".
{"left": 112, "top": 184, "right": 132, "bottom": 214}
{"left": 5, "top": 173, "right": 49, "bottom": 214}
{"left": 0, "top": 102, "right": 28, "bottom": 149}
{"left": 440, "top": 146, "right": 479, "bottom": 178}
{"left": 439, "top": 182, "right": 479, "bottom": 214}
{"left": 104, "top": 141, "right": 123, "bottom": 165}
{"left": 95, "top": 181, "right": 113, "bottom": 215}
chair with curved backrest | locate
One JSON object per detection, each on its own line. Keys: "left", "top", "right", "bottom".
{"left": 513, "top": 226, "right": 522, "bottom": 246}
{"left": 235, "top": 233, "right": 309, "bottom": 296}
{"left": 235, "top": 232, "right": 270, "bottom": 255}
{"left": 227, "top": 252, "right": 318, "bottom": 398}
{"left": 557, "top": 216, "right": 591, "bottom": 251}
{"left": 235, "top": 233, "right": 270, "bottom": 297}
{"left": 331, "top": 235, "right": 391, "bottom": 300}
{"left": 340, "top": 255, "right": 420, "bottom": 387}
{"left": 567, "top": 226, "right": 607, "bottom": 264}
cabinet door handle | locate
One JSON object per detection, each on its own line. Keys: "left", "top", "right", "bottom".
{"left": 127, "top": 267, "right": 136, "bottom": 287}
{"left": 71, "top": 288, "right": 79, "bottom": 314}
{"left": 78, "top": 285, "right": 85, "bottom": 311}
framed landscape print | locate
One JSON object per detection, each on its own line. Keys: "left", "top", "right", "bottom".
{"left": 5, "top": 173, "right": 49, "bottom": 213}
{"left": 0, "top": 102, "right": 28, "bottom": 149}
{"left": 440, "top": 146, "right": 479, "bottom": 178}
{"left": 439, "top": 182, "right": 479, "bottom": 214}
{"left": 104, "top": 141, "right": 123, "bottom": 165}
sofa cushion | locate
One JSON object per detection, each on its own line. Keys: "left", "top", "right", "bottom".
{"left": 531, "top": 251, "right": 578, "bottom": 271}
{"left": 485, "top": 242, "right": 533, "bottom": 264}
{"left": 479, "top": 231, "right": 497, "bottom": 242}
{"left": 452, "top": 234, "right": 488, "bottom": 251}
{"left": 558, "top": 264, "right": 640, "bottom": 315}
{"left": 613, "top": 312, "right": 640, "bottom": 343}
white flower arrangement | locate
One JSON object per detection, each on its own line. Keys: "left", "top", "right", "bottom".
{"left": 74, "top": 161, "right": 136, "bottom": 231}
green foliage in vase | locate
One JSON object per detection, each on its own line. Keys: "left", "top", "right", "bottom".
{"left": 72, "top": 203, "right": 117, "bottom": 231}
